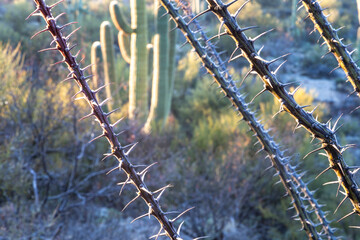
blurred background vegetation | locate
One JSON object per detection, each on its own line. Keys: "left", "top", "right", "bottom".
{"left": 0, "top": 0, "right": 360, "bottom": 239}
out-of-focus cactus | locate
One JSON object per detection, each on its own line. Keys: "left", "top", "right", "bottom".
{"left": 110, "top": 0, "right": 148, "bottom": 120}
{"left": 110, "top": 0, "right": 177, "bottom": 131}
{"left": 90, "top": 41, "right": 102, "bottom": 89}
{"left": 100, "top": 21, "right": 116, "bottom": 111}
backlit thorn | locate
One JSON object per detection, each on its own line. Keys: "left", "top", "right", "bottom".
{"left": 139, "top": 162, "right": 158, "bottom": 176}
{"left": 106, "top": 162, "right": 122, "bottom": 175}
{"left": 303, "top": 146, "right": 324, "bottom": 159}
{"left": 228, "top": 47, "right": 240, "bottom": 62}
{"left": 58, "top": 22, "right": 78, "bottom": 31}
{"left": 233, "top": 0, "right": 250, "bottom": 19}
{"left": 179, "top": 40, "right": 189, "bottom": 49}
{"left": 187, "top": 9, "right": 211, "bottom": 25}
{"left": 84, "top": 75, "right": 94, "bottom": 82}
{"left": 131, "top": 212, "right": 151, "bottom": 224}
{"left": 48, "top": 0, "right": 65, "bottom": 9}
{"left": 206, "top": 32, "right": 228, "bottom": 43}
{"left": 125, "top": 142, "right": 139, "bottom": 156}
{"left": 321, "top": 51, "right": 332, "bottom": 59}
{"left": 218, "top": 21, "right": 225, "bottom": 39}
{"left": 349, "top": 49, "right": 357, "bottom": 56}
{"left": 228, "top": 53, "right": 243, "bottom": 63}
{"left": 65, "top": 27, "right": 81, "bottom": 40}
{"left": 68, "top": 44, "right": 78, "bottom": 52}
{"left": 334, "top": 195, "right": 348, "bottom": 214}
{"left": 349, "top": 226, "right": 360, "bottom": 229}
{"left": 265, "top": 53, "right": 291, "bottom": 66}
{"left": 176, "top": 221, "right": 184, "bottom": 236}
{"left": 105, "top": 107, "right": 121, "bottom": 117}
{"left": 250, "top": 28, "right": 274, "bottom": 42}
{"left": 118, "top": 176, "right": 130, "bottom": 196}
{"left": 249, "top": 88, "right": 267, "bottom": 104}
{"left": 122, "top": 193, "right": 140, "bottom": 211}
{"left": 315, "top": 166, "right": 332, "bottom": 179}
{"left": 54, "top": 12, "right": 66, "bottom": 22}
{"left": 93, "top": 84, "right": 110, "bottom": 95}
{"left": 78, "top": 111, "right": 94, "bottom": 122}
{"left": 238, "top": 68, "right": 253, "bottom": 87}
{"left": 256, "top": 45, "right": 265, "bottom": 56}
{"left": 323, "top": 180, "right": 339, "bottom": 186}
{"left": 88, "top": 133, "right": 105, "bottom": 144}
{"left": 59, "top": 76, "right": 74, "bottom": 84}
{"left": 100, "top": 153, "right": 114, "bottom": 161}
{"left": 71, "top": 89, "right": 83, "bottom": 100}
{"left": 149, "top": 227, "right": 166, "bottom": 240}
{"left": 331, "top": 113, "right": 343, "bottom": 132}
{"left": 337, "top": 210, "right": 356, "bottom": 222}
{"left": 115, "top": 130, "right": 126, "bottom": 136}
{"left": 99, "top": 98, "right": 111, "bottom": 107}
{"left": 38, "top": 47, "right": 58, "bottom": 53}
{"left": 31, "top": 27, "right": 49, "bottom": 39}
{"left": 112, "top": 116, "right": 125, "bottom": 129}
{"left": 290, "top": 84, "right": 302, "bottom": 96}
{"left": 81, "top": 64, "right": 95, "bottom": 72}
{"left": 50, "top": 59, "right": 66, "bottom": 66}
{"left": 25, "top": 7, "right": 40, "bottom": 20}
{"left": 273, "top": 60, "right": 287, "bottom": 75}
{"left": 193, "top": 237, "right": 210, "bottom": 240}
{"left": 170, "top": 207, "right": 195, "bottom": 223}
{"left": 239, "top": 26, "right": 259, "bottom": 33}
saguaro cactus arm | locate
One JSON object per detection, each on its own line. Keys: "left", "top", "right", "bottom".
{"left": 160, "top": 1, "right": 337, "bottom": 238}
{"left": 109, "top": 1, "right": 132, "bottom": 34}
{"left": 28, "top": 1, "right": 182, "bottom": 239}
{"left": 118, "top": 31, "right": 131, "bottom": 64}
{"left": 301, "top": 0, "right": 360, "bottom": 98}
{"left": 204, "top": 0, "right": 360, "bottom": 218}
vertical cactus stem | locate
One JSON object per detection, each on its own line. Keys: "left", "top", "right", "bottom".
{"left": 91, "top": 41, "right": 102, "bottom": 89}
{"left": 29, "top": 0, "right": 180, "bottom": 239}
{"left": 159, "top": 1, "right": 336, "bottom": 239}
{"left": 204, "top": 0, "right": 360, "bottom": 216}
{"left": 301, "top": 0, "right": 360, "bottom": 98}
{"left": 165, "top": 20, "right": 178, "bottom": 118}
{"left": 100, "top": 21, "right": 116, "bottom": 110}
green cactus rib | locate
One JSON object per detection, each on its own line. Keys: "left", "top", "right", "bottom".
{"left": 301, "top": 0, "right": 360, "bottom": 98}
{"left": 160, "top": 1, "right": 336, "bottom": 238}
{"left": 29, "top": 1, "right": 182, "bottom": 239}
{"left": 204, "top": 0, "right": 360, "bottom": 218}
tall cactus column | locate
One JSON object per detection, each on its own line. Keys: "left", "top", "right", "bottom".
{"left": 100, "top": 21, "right": 116, "bottom": 111}
{"left": 110, "top": 0, "right": 148, "bottom": 120}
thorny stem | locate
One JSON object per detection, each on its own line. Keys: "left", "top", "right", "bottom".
{"left": 29, "top": 0, "right": 180, "bottom": 239}
{"left": 161, "top": 0, "right": 336, "bottom": 238}
{"left": 301, "top": 0, "right": 360, "bottom": 98}
{"left": 205, "top": 0, "right": 360, "bottom": 218}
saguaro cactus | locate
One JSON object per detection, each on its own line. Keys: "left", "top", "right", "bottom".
{"left": 110, "top": 0, "right": 148, "bottom": 120}
{"left": 100, "top": 21, "right": 116, "bottom": 110}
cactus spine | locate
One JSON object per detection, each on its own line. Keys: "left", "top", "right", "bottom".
{"left": 110, "top": 0, "right": 148, "bottom": 120}
{"left": 100, "top": 21, "right": 116, "bottom": 110}
{"left": 160, "top": 1, "right": 336, "bottom": 238}
{"left": 91, "top": 41, "right": 102, "bottom": 89}
{"left": 205, "top": 0, "right": 360, "bottom": 218}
